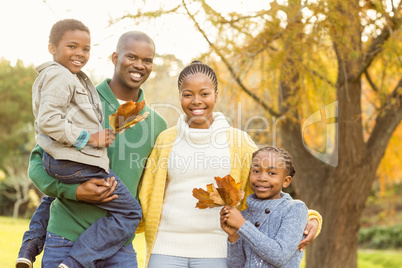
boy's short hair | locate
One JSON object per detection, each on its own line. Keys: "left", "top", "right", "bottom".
{"left": 49, "top": 19, "right": 90, "bottom": 46}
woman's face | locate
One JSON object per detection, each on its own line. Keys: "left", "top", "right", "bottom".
{"left": 179, "top": 73, "right": 218, "bottom": 129}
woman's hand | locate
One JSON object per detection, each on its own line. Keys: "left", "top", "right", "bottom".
{"left": 76, "top": 177, "right": 118, "bottom": 203}
{"left": 298, "top": 218, "right": 319, "bottom": 251}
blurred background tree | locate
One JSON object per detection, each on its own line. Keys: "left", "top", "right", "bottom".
{"left": 0, "top": 58, "right": 37, "bottom": 217}
{"left": 116, "top": 0, "right": 401, "bottom": 267}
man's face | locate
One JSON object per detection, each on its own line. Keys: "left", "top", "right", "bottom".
{"left": 112, "top": 39, "right": 155, "bottom": 91}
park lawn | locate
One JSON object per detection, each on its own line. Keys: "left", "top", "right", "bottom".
{"left": 1, "top": 216, "right": 402, "bottom": 268}
{"left": 0, "top": 216, "right": 145, "bottom": 268}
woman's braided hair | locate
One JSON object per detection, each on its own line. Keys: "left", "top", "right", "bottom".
{"left": 252, "top": 146, "right": 296, "bottom": 177}
{"left": 177, "top": 60, "right": 218, "bottom": 91}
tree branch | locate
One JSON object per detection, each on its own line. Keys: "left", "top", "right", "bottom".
{"left": 308, "top": 68, "right": 336, "bottom": 88}
{"left": 364, "top": 70, "right": 379, "bottom": 92}
{"left": 119, "top": 5, "right": 182, "bottom": 22}
{"left": 358, "top": 4, "right": 402, "bottom": 77}
{"left": 182, "top": 0, "right": 282, "bottom": 117}
{"left": 366, "top": 79, "right": 402, "bottom": 164}
{"left": 199, "top": 0, "right": 262, "bottom": 37}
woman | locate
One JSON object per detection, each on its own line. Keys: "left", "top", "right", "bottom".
{"left": 138, "top": 61, "right": 322, "bottom": 268}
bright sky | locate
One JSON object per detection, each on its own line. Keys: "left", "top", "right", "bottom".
{"left": 1, "top": 0, "right": 268, "bottom": 81}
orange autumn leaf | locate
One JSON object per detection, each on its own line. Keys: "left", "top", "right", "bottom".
{"left": 192, "top": 175, "right": 245, "bottom": 209}
{"left": 215, "top": 175, "right": 244, "bottom": 206}
{"left": 109, "top": 100, "right": 149, "bottom": 133}
{"left": 192, "top": 188, "right": 222, "bottom": 209}
{"left": 208, "top": 184, "right": 225, "bottom": 206}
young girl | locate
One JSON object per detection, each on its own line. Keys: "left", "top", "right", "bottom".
{"left": 220, "top": 146, "right": 308, "bottom": 268}
{"left": 138, "top": 61, "right": 322, "bottom": 268}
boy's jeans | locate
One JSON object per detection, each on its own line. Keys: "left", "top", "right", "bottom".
{"left": 43, "top": 232, "right": 138, "bottom": 268}
{"left": 41, "top": 151, "right": 142, "bottom": 267}
{"left": 21, "top": 196, "right": 54, "bottom": 253}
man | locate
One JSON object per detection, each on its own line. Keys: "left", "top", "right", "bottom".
{"left": 18, "top": 31, "right": 167, "bottom": 268}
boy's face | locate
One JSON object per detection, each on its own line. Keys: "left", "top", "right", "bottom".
{"left": 249, "top": 151, "right": 292, "bottom": 200}
{"left": 112, "top": 39, "right": 154, "bottom": 91}
{"left": 48, "top": 30, "right": 90, "bottom": 74}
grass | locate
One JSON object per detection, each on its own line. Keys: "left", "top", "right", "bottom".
{"left": 1, "top": 216, "right": 401, "bottom": 268}
{"left": 0, "top": 216, "right": 145, "bottom": 267}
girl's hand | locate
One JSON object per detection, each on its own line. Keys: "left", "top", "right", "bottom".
{"left": 220, "top": 207, "right": 240, "bottom": 242}
{"left": 87, "top": 129, "right": 116, "bottom": 148}
{"left": 222, "top": 205, "right": 246, "bottom": 230}
{"left": 298, "top": 218, "right": 319, "bottom": 251}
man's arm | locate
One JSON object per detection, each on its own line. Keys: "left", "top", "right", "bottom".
{"left": 29, "top": 144, "right": 79, "bottom": 200}
{"left": 29, "top": 145, "right": 117, "bottom": 202}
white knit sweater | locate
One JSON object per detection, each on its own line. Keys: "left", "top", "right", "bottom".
{"left": 151, "top": 112, "right": 231, "bottom": 258}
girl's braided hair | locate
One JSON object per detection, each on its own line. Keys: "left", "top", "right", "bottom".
{"left": 252, "top": 146, "right": 296, "bottom": 177}
{"left": 177, "top": 60, "right": 218, "bottom": 91}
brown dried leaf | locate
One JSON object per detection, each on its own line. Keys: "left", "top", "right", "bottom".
{"left": 215, "top": 175, "right": 244, "bottom": 206}
{"left": 192, "top": 188, "right": 222, "bottom": 209}
{"left": 109, "top": 100, "right": 148, "bottom": 132}
{"left": 209, "top": 184, "right": 225, "bottom": 206}
{"left": 192, "top": 175, "right": 245, "bottom": 209}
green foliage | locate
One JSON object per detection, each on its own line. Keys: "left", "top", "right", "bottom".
{"left": 0, "top": 58, "right": 36, "bottom": 169}
{"left": 359, "top": 225, "right": 402, "bottom": 249}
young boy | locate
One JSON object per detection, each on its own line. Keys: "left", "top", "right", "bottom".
{"left": 220, "top": 146, "right": 308, "bottom": 268}
{"left": 16, "top": 19, "right": 142, "bottom": 268}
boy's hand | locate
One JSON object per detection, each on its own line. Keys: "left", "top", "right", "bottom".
{"left": 87, "top": 129, "right": 116, "bottom": 148}
{"left": 298, "top": 218, "right": 319, "bottom": 251}
{"left": 76, "top": 177, "right": 118, "bottom": 203}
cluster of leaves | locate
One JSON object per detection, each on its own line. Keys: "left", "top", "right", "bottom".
{"left": 192, "top": 175, "right": 244, "bottom": 209}
{"left": 109, "top": 100, "right": 149, "bottom": 133}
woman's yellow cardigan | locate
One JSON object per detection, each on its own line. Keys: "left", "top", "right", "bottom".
{"left": 137, "top": 126, "right": 322, "bottom": 267}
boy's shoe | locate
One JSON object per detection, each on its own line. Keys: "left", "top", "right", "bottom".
{"left": 15, "top": 258, "right": 32, "bottom": 268}
{"left": 16, "top": 240, "right": 38, "bottom": 268}
{"left": 58, "top": 264, "right": 69, "bottom": 268}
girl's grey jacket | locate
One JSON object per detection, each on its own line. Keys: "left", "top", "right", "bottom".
{"left": 32, "top": 61, "right": 109, "bottom": 172}
{"left": 227, "top": 192, "right": 308, "bottom": 268}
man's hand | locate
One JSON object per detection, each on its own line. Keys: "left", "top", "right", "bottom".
{"left": 76, "top": 177, "right": 118, "bottom": 203}
{"left": 298, "top": 218, "right": 319, "bottom": 251}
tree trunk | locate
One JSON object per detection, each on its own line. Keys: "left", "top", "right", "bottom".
{"left": 13, "top": 199, "right": 23, "bottom": 218}
{"left": 280, "top": 67, "right": 384, "bottom": 267}
{"left": 302, "top": 166, "right": 376, "bottom": 267}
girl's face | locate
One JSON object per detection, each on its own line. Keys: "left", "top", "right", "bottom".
{"left": 179, "top": 73, "right": 218, "bottom": 129}
{"left": 249, "top": 151, "right": 292, "bottom": 200}
{"left": 48, "top": 30, "right": 91, "bottom": 74}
